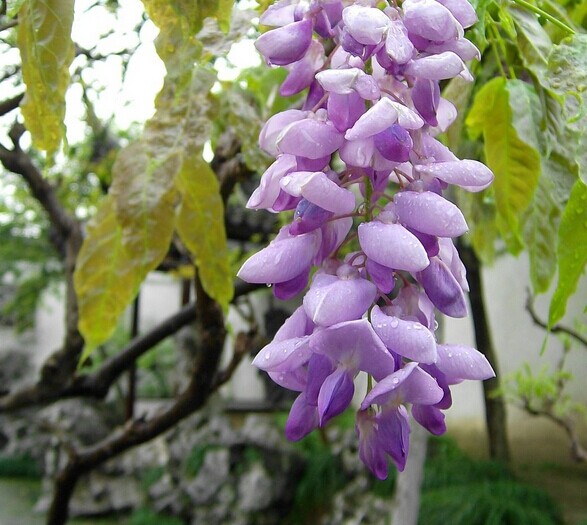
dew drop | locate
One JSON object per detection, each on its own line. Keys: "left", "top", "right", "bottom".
{"left": 265, "top": 351, "right": 271, "bottom": 360}
{"left": 390, "top": 318, "right": 399, "bottom": 328}
{"left": 447, "top": 352, "right": 453, "bottom": 358}
{"left": 413, "top": 324, "right": 423, "bottom": 330}
{"left": 392, "top": 377, "right": 400, "bottom": 385}
{"left": 266, "top": 283, "right": 272, "bottom": 288}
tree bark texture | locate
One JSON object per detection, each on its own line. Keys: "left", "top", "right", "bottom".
{"left": 459, "top": 241, "right": 511, "bottom": 463}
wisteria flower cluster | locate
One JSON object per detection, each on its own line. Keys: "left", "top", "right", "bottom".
{"left": 237, "top": 0, "right": 495, "bottom": 478}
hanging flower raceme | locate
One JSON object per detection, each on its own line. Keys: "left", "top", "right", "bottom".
{"left": 238, "top": 0, "right": 495, "bottom": 478}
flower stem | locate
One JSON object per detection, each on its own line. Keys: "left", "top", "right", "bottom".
{"left": 511, "top": 0, "right": 575, "bottom": 34}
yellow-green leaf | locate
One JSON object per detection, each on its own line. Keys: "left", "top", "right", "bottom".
{"left": 466, "top": 77, "right": 541, "bottom": 254}
{"left": 17, "top": 0, "right": 74, "bottom": 154}
{"left": 109, "top": 141, "right": 178, "bottom": 274}
{"left": 176, "top": 155, "right": 233, "bottom": 309}
{"left": 74, "top": 197, "right": 143, "bottom": 357}
{"left": 549, "top": 180, "right": 587, "bottom": 326}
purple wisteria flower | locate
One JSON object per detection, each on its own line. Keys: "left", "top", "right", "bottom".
{"left": 238, "top": 0, "right": 495, "bottom": 478}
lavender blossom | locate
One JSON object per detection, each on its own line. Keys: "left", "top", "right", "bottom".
{"left": 239, "top": 0, "right": 495, "bottom": 477}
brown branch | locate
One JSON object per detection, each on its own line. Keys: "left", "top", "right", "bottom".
{"left": 522, "top": 400, "right": 587, "bottom": 463}
{"left": 526, "top": 291, "right": 587, "bottom": 348}
{"left": 0, "top": 92, "right": 23, "bottom": 116}
{"left": 0, "top": 123, "right": 78, "bottom": 240}
{"left": 458, "top": 239, "right": 511, "bottom": 462}
{"left": 46, "top": 275, "right": 228, "bottom": 525}
{"left": 0, "top": 19, "right": 17, "bottom": 32}
{"left": 0, "top": 281, "right": 262, "bottom": 411}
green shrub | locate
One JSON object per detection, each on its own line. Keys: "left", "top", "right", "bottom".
{"left": 0, "top": 454, "right": 41, "bottom": 478}
{"left": 419, "top": 480, "right": 564, "bottom": 525}
{"left": 419, "top": 437, "right": 564, "bottom": 525}
{"left": 128, "top": 508, "right": 185, "bottom": 525}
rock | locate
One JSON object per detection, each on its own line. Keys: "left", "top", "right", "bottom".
{"left": 184, "top": 448, "right": 230, "bottom": 505}
{"left": 238, "top": 463, "right": 274, "bottom": 512}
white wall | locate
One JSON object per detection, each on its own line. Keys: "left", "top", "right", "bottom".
{"left": 4, "top": 256, "right": 586, "bottom": 427}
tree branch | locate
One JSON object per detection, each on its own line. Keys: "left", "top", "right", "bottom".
{"left": 47, "top": 275, "right": 228, "bottom": 525}
{"left": 0, "top": 123, "right": 77, "bottom": 240}
{"left": 0, "top": 281, "right": 262, "bottom": 411}
{"left": 525, "top": 291, "right": 587, "bottom": 348}
{"left": 0, "top": 92, "right": 23, "bottom": 116}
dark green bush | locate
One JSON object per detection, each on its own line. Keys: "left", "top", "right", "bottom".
{"left": 128, "top": 508, "right": 185, "bottom": 525}
{"left": 0, "top": 454, "right": 41, "bottom": 478}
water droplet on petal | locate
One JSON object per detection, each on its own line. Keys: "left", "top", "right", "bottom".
{"left": 390, "top": 318, "right": 399, "bottom": 328}
{"left": 392, "top": 377, "right": 400, "bottom": 385}
{"left": 265, "top": 351, "right": 271, "bottom": 360}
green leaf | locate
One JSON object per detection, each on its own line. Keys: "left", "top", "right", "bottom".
{"left": 73, "top": 197, "right": 143, "bottom": 355}
{"left": 467, "top": 0, "right": 494, "bottom": 53}
{"left": 17, "top": 0, "right": 75, "bottom": 154}
{"left": 109, "top": 141, "right": 178, "bottom": 275}
{"left": 218, "top": 86, "right": 271, "bottom": 174}
{"left": 545, "top": 34, "right": 587, "bottom": 185}
{"left": 549, "top": 180, "right": 587, "bottom": 325}
{"left": 459, "top": 190, "right": 498, "bottom": 264}
{"left": 510, "top": 5, "right": 552, "bottom": 79}
{"left": 143, "top": 0, "right": 235, "bottom": 39}
{"left": 7, "top": 0, "right": 26, "bottom": 17}
{"left": 175, "top": 156, "right": 233, "bottom": 309}
{"left": 466, "top": 77, "right": 541, "bottom": 254}
{"left": 497, "top": 4, "right": 517, "bottom": 39}
{"left": 522, "top": 168, "right": 561, "bottom": 293}
{"left": 442, "top": 77, "right": 475, "bottom": 157}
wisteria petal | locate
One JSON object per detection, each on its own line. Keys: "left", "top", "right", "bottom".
{"left": 438, "top": 237, "right": 469, "bottom": 291}
{"left": 374, "top": 124, "right": 413, "bottom": 162}
{"left": 415, "top": 159, "right": 494, "bottom": 191}
{"left": 303, "top": 273, "right": 377, "bottom": 326}
{"left": 412, "top": 78, "right": 440, "bottom": 127}
{"left": 237, "top": 229, "right": 321, "bottom": 284}
{"left": 252, "top": 336, "right": 312, "bottom": 372}
{"left": 416, "top": 256, "right": 468, "bottom": 317}
{"left": 404, "top": 52, "right": 469, "bottom": 80}
{"left": 339, "top": 137, "right": 375, "bottom": 167}
{"left": 403, "top": 0, "right": 464, "bottom": 41}
{"left": 371, "top": 305, "right": 437, "bottom": 363}
{"left": 412, "top": 404, "right": 446, "bottom": 435}
{"left": 362, "top": 362, "right": 443, "bottom": 408}
{"left": 255, "top": 19, "right": 313, "bottom": 66}
{"left": 359, "top": 221, "right": 429, "bottom": 272}
{"left": 260, "top": 0, "right": 297, "bottom": 27}
{"left": 426, "top": 38, "right": 481, "bottom": 61}
{"left": 385, "top": 19, "right": 414, "bottom": 64}
{"left": 378, "top": 405, "right": 411, "bottom": 471}
{"left": 366, "top": 259, "right": 395, "bottom": 294}
{"left": 394, "top": 190, "right": 468, "bottom": 237}
{"left": 281, "top": 41, "right": 326, "bottom": 96}
{"left": 342, "top": 4, "right": 390, "bottom": 45}
{"left": 436, "top": 344, "right": 495, "bottom": 382}
{"left": 328, "top": 92, "right": 365, "bottom": 132}
{"left": 274, "top": 305, "right": 314, "bottom": 342}
{"left": 310, "top": 319, "right": 396, "bottom": 380}
{"left": 285, "top": 393, "right": 320, "bottom": 441}
{"left": 268, "top": 368, "right": 306, "bottom": 391}
{"left": 345, "top": 98, "right": 400, "bottom": 141}
{"left": 436, "top": 0, "right": 477, "bottom": 28}
{"left": 259, "top": 110, "right": 307, "bottom": 157}
{"left": 273, "top": 267, "right": 311, "bottom": 299}
{"left": 356, "top": 410, "right": 390, "bottom": 480}
{"left": 247, "top": 155, "right": 298, "bottom": 210}
{"left": 317, "top": 368, "right": 355, "bottom": 425}
{"left": 280, "top": 171, "right": 356, "bottom": 214}
{"left": 277, "top": 119, "right": 344, "bottom": 159}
